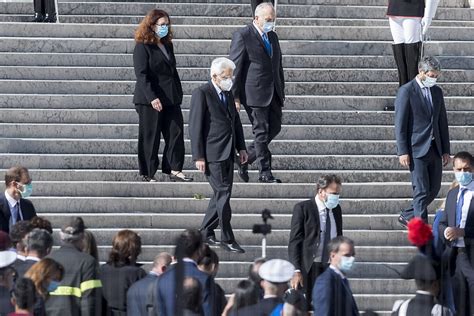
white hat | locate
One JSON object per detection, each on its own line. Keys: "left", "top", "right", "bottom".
{"left": 0, "top": 250, "right": 17, "bottom": 269}
{"left": 258, "top": 259, "right": 295, "bottom": 283}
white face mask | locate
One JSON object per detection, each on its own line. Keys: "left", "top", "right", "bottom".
{"left": 219, "top": 78, "right": 233, "bottom": 91}
{"left": 422, "top": 75, "right": 437, "bottom": 88}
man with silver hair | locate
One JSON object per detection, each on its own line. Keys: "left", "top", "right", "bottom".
{"left": 230, "top": 2, "right": 285, "bottom": 184}
{"left": 395, "top": 56, "right": 450, "bottom": 226}
{"left": 189, "top": 57, "right": 248, "bottom": 253}
{"left": 45, "top": 217, "right": 102, "bottom": 316}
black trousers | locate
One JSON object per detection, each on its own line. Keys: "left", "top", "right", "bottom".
{"left": 303, "top": 262, "right": 327, "bottom": 309}
{"left": 453, "top": 251, "right": 474, "bottom": 316}
{"left": 34, "top": 0, "right": 56, "bottom": 15}
{"left": 244, "top": 96, "right": 282, "bottom": 177}
{"left": 402, "top": 145, "right": 442, "bottom": 221}
{"left": 135, "top": 104, "right": 185, "bottom": 177}
{"left": 251, "top": 0, "right": 275, "bottom": 16}
{"left": 199, "top": 157, "right": 235, "bottom": 243}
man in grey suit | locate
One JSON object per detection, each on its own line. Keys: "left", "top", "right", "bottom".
{"left": 230, "top": 2, "right": 285, "bottom": 184}
{"left": 189, "top": 58, "right": 248, "bottom": 253}
{"left": 395, "top": 56, "right": 450, "bottom": 226}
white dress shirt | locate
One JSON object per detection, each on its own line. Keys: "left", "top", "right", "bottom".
{"left": 444, "top": 181, "right": 474, "bottom": 247}
{"left": 4, "top": 190, "right": 23, "bottom": 222}
{"left": 329, "top": 264, "right": 346, "bottom": 279}
{"left": 314, "top": 197, "right": 337, "bottom": 262}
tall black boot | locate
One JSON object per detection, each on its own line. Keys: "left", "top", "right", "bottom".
{"left": 392, "top": 43, "right": 409, "bottom": 87}
{"left": 405, "top": 41, "right": 422, "bottom": 82}
{"left": 32, "top": 12, "right": 44, "bottom": 22}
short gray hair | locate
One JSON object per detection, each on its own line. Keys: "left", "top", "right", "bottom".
{"left": 327, "top": 236, "right": 354, "bottom": 256}
{"left": 255, "top": 2, "right": 275, "bottom": 18}
{"left": 418, "top": 56, "right": 441, "bottom": 73}
{"left": 26, "top": 228, "right": 53, "bottom": 258}
{"left": 210, "top": 57, "right": 235, "bottom": 77}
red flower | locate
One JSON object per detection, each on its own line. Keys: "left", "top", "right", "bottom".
{"left": 407, "top": 218, "right": 433, "bottom": 247}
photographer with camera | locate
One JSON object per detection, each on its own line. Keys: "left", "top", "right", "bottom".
{"left": 288, "top": 174, "right": 343, "bottom": 307}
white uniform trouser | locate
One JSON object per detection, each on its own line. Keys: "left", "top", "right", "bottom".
{"left": 389, "top": 16, "right": 422, "bottom": 44}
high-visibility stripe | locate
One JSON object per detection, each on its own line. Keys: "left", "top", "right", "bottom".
{"left": 49, "top": 280, "right": 102, "bottom": 298}
{"left": 49, "top": 286, "right": 82, "bottom": 298}
{"left": 80, "top": 279, "right": 102, "bottom": 293}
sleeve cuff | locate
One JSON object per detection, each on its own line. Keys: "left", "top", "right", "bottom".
{"left": 444, "top": 228, "right": 449, "bottom": 240}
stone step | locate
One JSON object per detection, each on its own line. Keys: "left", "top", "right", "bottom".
{"left": 1, "top": 53, "right": 473, "bottom": 70}
{"left": 1, "top": 109, "right": 472, "bottom": 126}
{"left": 3, "top": 66, "right": 474, "bottom": 82}
{"left": 39, "top": 212, "right": 412, "bottom": 230}
{"left": 0, "top": 80, "right": 473, "bottom": 96}
{"left": 1, "top": 138, "right": 472, "bottom": 155}
{"left": 1, "top": 94, "right": 472, "bottom": 111}
{"left": 1, "top": 123, "right": 471, "bottom": 140}
{"left": 5, "top": 14, "right": 473, "bottom": 26}
{"left": 18, "top": 169, "right": 458, "bottom": 184}
{"left": 2, "top": 23, "right": 474, "bottom": 41}
{"left": 0, "top": 180, "right": 453, "bottom": 198}
{"left": 58, "top": 227, "right": 410, "bottom": 247}
{"left": 1, "top": 3, "right": 472, "bottom": 20}
{"left": 2, "top": 38, "right": 474, "bottom": 56}
{"left": 94, "top": 245, "right": 417, "bottom": 263}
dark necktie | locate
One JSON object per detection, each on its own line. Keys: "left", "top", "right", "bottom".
{"left": 219, "top": 91, "right": 227, "bottom": 106}
{"left": 423, "top": 87, "right": 433, "bottom": 112}
{"left": 262, "top": 33, "right": 272, "bottom": 56}
{"left": 321, "top": 209, "right": 332, "bottom": 263}
{"left": 11, "top": 203, "right": 20, "bottom": 225}
{"left": 456, "top": 188, "right": 467, "bottom": 227}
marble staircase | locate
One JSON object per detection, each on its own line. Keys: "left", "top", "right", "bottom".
{"left": 1, "top": 0, "right": 473, "bottom": 313}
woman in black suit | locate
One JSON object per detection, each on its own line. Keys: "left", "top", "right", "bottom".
{"left": 133, "top": 9, "right": 193, "bottom": 182}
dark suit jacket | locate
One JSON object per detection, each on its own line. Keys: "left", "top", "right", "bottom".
{"left": 133, "top": 42, "right": 183, "bottom": 106}
{"left": 126, "top": 273, "right": 158, "bottom": 316}
{"left": 288, "top": 199, "right": 343, "bottom": 273}
{"left": 229, "top": 24, "right": 285, "bottom": 108}
{"left": 229, "top": 297, "right": 283, "bottom": 316}
{"left": 99, "top": 263, "right": 147, "bottom": 316}
{"left": 189, "top": 81, "right": 246, "bottom": 162}
{"left": 0, "top": 193, "right": 37, "bottom": 233}
{"left": 156, "top": 261, "right": 216, "bottom": 316}
{"left": 395, "top": 79, "right": 450, "bottom": 159}
{"left": 438, "top": 186, "right": 474, "bottom": 274}
{"left": 312, "top": 268, "right": 359, "bottom": 316}
{"left": 391, "top": 293, "right": 445, "bottom": 316}
{"left": 12, "top": 258, "right": 36, "bottom": 277}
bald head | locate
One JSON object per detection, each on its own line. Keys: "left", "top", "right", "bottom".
{"left": 152, "top": 252, "right": 172, "bottom": 275}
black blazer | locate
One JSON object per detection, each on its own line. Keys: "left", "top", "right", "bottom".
{"left": 229, "top": 24, "right": 285, "bottom": 108}
{"left": 133, "top": 42, "right": 183, "bottom": 106}
{"left": 395, "top": 79, "right": 450, "bottom": 159}
{"left": 229, "top": 297, "right": 283, "bottom": 316}
{"left": 387, "top": 0, "right": 424, "bottom": 18}
{"left": 288, "top": 199, "right": 343, "bottom": 273}
{"left": 438, "top": 186, "right": 474, "bottom": 274}
{"left": 0, "top": 193, "right": 37, "bottom": 233}
{"left": 189, "top": 82, "right": 246, "bottom": 163}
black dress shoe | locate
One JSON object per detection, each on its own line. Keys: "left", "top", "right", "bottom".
{"left": 205, "top": 236, "right": 221, "bottom": 246}
{"left": 32, "top": 12, "right": 44, "bottom": 22}
{"left": 142, "top": 175, "right": 158, "bottom": 182}
{"left": 384, "top": 105, "right": 395, "bottom": 111}
{"left": 237, "top": 163, "right": 249, "bottom": 183}
{"left": 221, "top": 241, "right": 245, "bottom": 253}
{"left": 170, "top": 171, "right": 193, "bottom": 182}
{"left": 43, "top": 13, "right": 57, "bottom": 23}
{"left": 258, "top": 175, "right": 282, "bottom": 183}
{"left": 398, "top": 215, "right": 408, "bottom": 229}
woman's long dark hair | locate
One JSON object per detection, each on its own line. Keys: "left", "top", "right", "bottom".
{"left": 233, "top": 279, "right": 259, "bottom": 310}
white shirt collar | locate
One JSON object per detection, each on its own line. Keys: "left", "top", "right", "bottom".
{"left": 16, "top": 254, "right": 26, "bottom": 261}
{"left": 314, "top": 196, "right": 327, "bottom": 213}
{"left": 25, "top": 256, "right": 40, "bottom": 262}
{"left": 211, "top": 80, "right": 223, "bottom": 96}
{"left": 4, "top": 190, "right": 18, "bottom": 208}
{"left": 415, "top": 76, "right": 428, "bottom": 90}
{"left": 416, "top": 290, "right": 433, "bottom": 296}
{"left": 252, "top": 20, "right": 264, "bottom": 37}
{"left": 183, "top": 258, "right": 197, "bottom": 266}
{"left": 263, "top": 294, "right": 278, "bottom": 299}
{"left": 149, "top": 271, "right": 161, "bottom": 277}
{"left": 329, "top": 264, "right": 346, "bottom": 279}
{"left": 459, "top": 180, "right": 474, "bottom": 191}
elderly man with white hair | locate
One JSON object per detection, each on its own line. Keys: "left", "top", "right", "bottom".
{"left": 189, "top": 57, "right": 248, "bottom": 253}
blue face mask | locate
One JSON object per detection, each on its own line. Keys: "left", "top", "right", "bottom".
{"left": 19, "top": 183, "right": 33, "bottom": 198}
{"left": 47, "top": 280, "right": 60, "bottom": 293}
{"left": 155, "top": 25, "right": 169, "bottom": 39}
{"left": 324, "top": 194, "right": 340, "bottom": 209}
{"left": 339, "top": 256, "right": 355, "bottom": 273}
{"left": 455, "top": 171, "right": 473, "bottom": 186}
{"left": 262, "top": 21, "right": 274, "bottom": 33}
